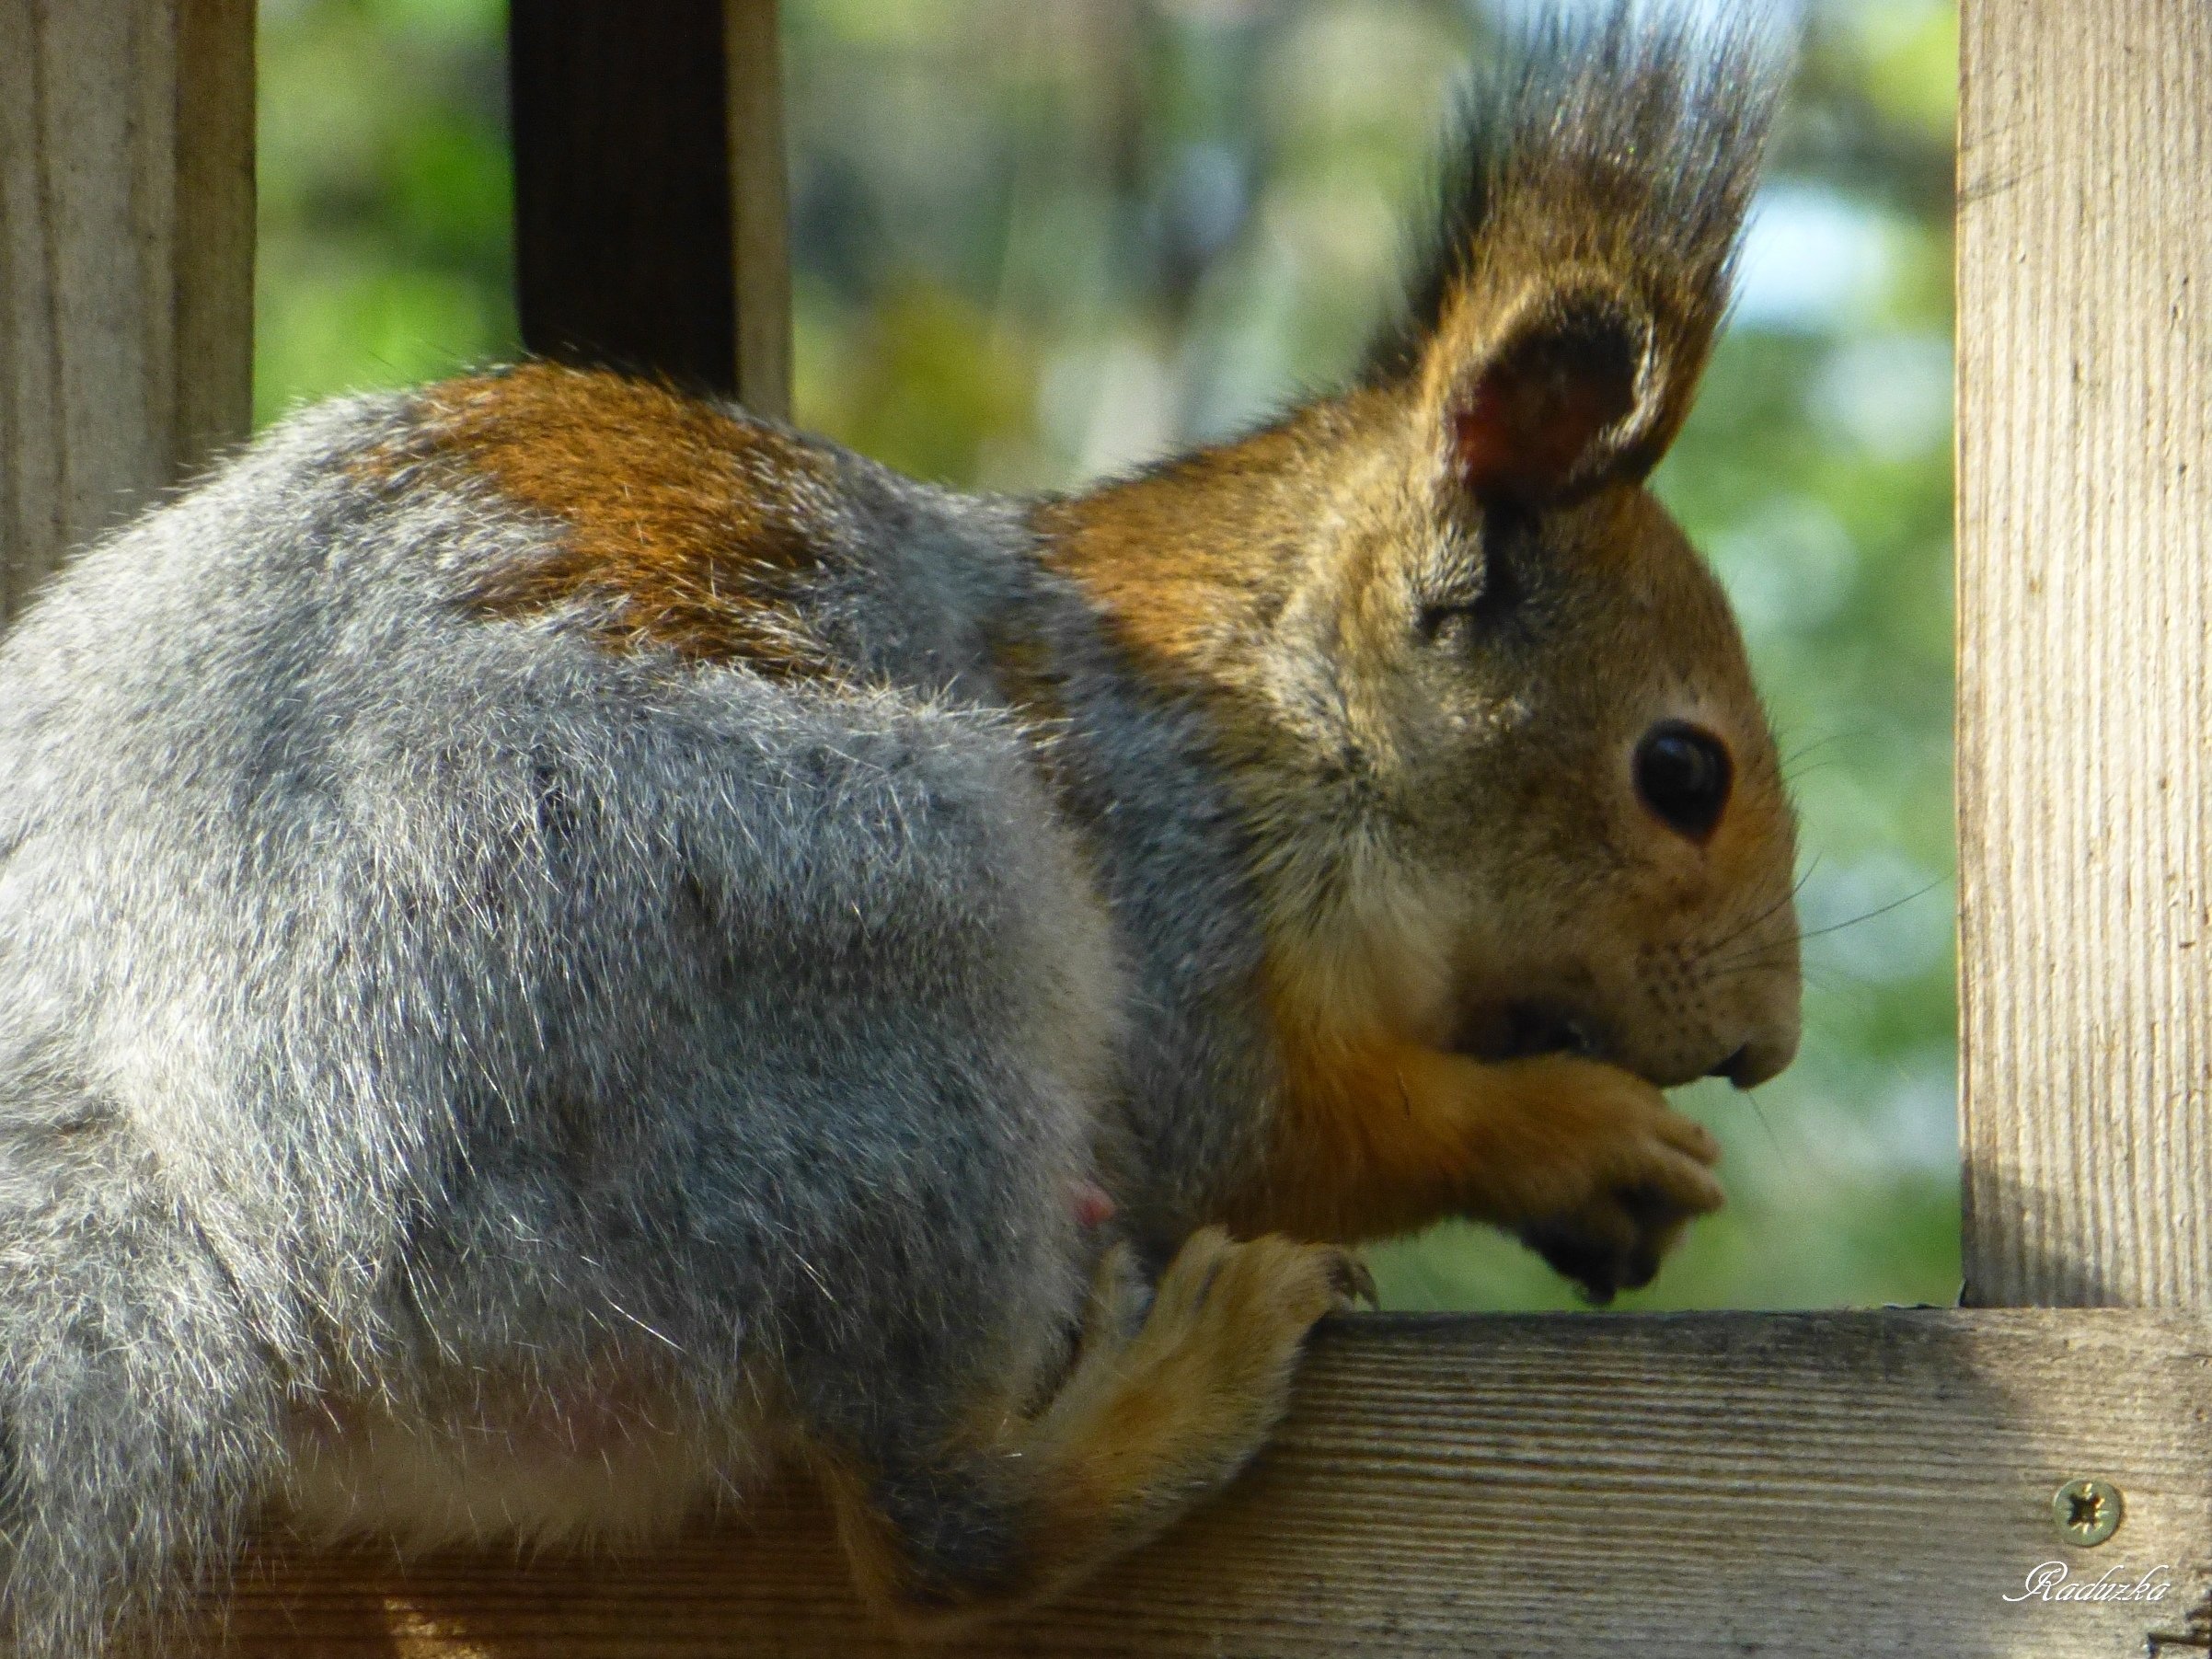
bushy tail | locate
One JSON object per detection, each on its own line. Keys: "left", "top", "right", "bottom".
{"left": 0, "top": 1181, "right": 282, "bottom": 1656}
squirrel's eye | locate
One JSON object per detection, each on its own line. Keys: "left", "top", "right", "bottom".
{"left": 1634, "top": 720, "right": 1732, "bottom": 841}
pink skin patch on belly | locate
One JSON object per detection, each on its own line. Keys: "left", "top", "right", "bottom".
{"left": 1072, "top": 1178, "right": 1117, "bottom": 1229}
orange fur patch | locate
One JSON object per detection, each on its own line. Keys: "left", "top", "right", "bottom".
{"left": 1031, "top": 390, "right": 1404, "bottom": 759}
{"left": 1220, "top": 1008, "right": 1499, "bottom": 1243}
{"left": 1227, "top": 890, "right": 1601, "bottom": 1242}
{"left": 406, "top": 363, "right": 841, "bottom": 673}
{"left": 1229, "top": 968, "right": 1722, "bottom": 1247}
{"left": 1222, "top": 986, "right": 1470, "bottom": 1243}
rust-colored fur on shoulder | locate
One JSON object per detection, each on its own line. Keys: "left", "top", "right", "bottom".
{"left": 410, "top": 363, "right": 842, "bottom": 673}
{"left": 1031, "top": 392, "right": 1410, "bottom": 766}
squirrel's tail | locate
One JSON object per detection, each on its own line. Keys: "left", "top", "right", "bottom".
{"left": 0, "top": 1172, "right": 282, "bottom": 1657}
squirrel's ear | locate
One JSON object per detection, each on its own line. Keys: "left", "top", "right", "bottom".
{"left": 1437, "top": 287, "right": 1658, "bottom": 507}
{"left": 1377, "top": 8, "right": 1788, "bottom": 508}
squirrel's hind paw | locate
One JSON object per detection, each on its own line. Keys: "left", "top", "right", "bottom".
{"left": 826, "top": 1229, "right": 1356, "bottom": 1637}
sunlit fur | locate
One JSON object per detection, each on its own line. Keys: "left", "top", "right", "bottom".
{"left": 0, "top": 6, "right": 1793, "bottom": 1651}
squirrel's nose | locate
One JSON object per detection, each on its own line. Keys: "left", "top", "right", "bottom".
{"left": 1708, "top": 1030, "right": 1796, "bottom": 1089}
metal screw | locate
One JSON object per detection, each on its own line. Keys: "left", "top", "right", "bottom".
{"left": 2052, "top": 1478, "right": 2124, "bottom": 1547}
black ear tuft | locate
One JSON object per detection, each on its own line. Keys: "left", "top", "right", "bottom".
{"left": 1374, "top": 3, "right": 1789, "bottom": 487}
{"left": 1449, "top": 296, "right": 1649, "bottom": 504}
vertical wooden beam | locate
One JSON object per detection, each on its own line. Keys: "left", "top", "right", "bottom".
{"left": 726, "top": 0, "right": 790, "bottom": 421}
{"left": 0, "top": 0, "right": 255, "bottom": 625}
{"left": 509, "top": 0, "right": 789, "bottom": 419}
{"left": 1958, "top": 3, "right": 2212, "bottom": 1308}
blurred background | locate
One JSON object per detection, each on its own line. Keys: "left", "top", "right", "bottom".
{"left": 255, "top": 0, "right": 1958, "bottom": 1311}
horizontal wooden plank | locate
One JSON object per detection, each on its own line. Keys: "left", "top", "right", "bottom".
{"left": 215, "top": 1310, "right": 2212, "bottom": 1657}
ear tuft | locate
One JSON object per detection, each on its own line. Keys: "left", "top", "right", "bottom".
{"left": 1448, "top": 298, "right": 1651, "bottom": 505}
{"left": 1373, "top": 5, "right": 1787, "bottom": 504}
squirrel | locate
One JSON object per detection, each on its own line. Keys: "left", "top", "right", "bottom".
{"left": 0, "top": 5, "right": 1796, "bottom": 1652}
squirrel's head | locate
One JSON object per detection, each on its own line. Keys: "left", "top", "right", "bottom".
{"left": 1313, "top": 316, "right": 1801, "bottom": 1090}
{"left": 1331, "top": 6, "right": 1797, "bottom": 1091}
{"left": 1043, "top": 7, "right": 1798, "bottom": 1097}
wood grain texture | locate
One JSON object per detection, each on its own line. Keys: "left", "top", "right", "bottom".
{"left": 725, "top": 0, "right": 790, "bottom": 421}
{"left": 1957, "top": 2, "right": 2212, "bottom": 1309}
{"left": 213, "top": 1312, "right": 2212, "bottom": 1658}
{"left": 0, "top": 0, "right": 255, "bottom": 625}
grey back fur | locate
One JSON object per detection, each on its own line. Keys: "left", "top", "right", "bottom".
{"left": 0, "top": 397, "right": 1129, "bottom": 1652}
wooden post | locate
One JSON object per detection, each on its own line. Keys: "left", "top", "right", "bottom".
{"left": 509, "top": 0, "right": 790, "bottom": 419}
{"left": 0, "top": 0, "right": 254, "bottom": 626}
{"left": 1956, "top": 4, "right": 2212, "bottom": 1309}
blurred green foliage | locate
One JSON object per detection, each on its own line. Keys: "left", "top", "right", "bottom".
{"left": 257, "top": 0, "right": 1960, "bottom": 1312}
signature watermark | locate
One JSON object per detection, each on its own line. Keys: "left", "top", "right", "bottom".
{"left": 2005, "top": 1561, "right": 2175, "bottom": 1604}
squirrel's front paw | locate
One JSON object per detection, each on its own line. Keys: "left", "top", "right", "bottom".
{"left": 1463, "top": 1054, "right": 1723, "bottom": 1303}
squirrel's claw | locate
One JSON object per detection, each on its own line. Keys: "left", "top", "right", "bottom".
{"left": 1330, "top": 1251, "right": 1380, "bottom": 1312}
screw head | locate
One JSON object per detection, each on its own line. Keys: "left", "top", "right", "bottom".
{"left": 2053, "top": 1478, "right": 2124, "bottom": 1547}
